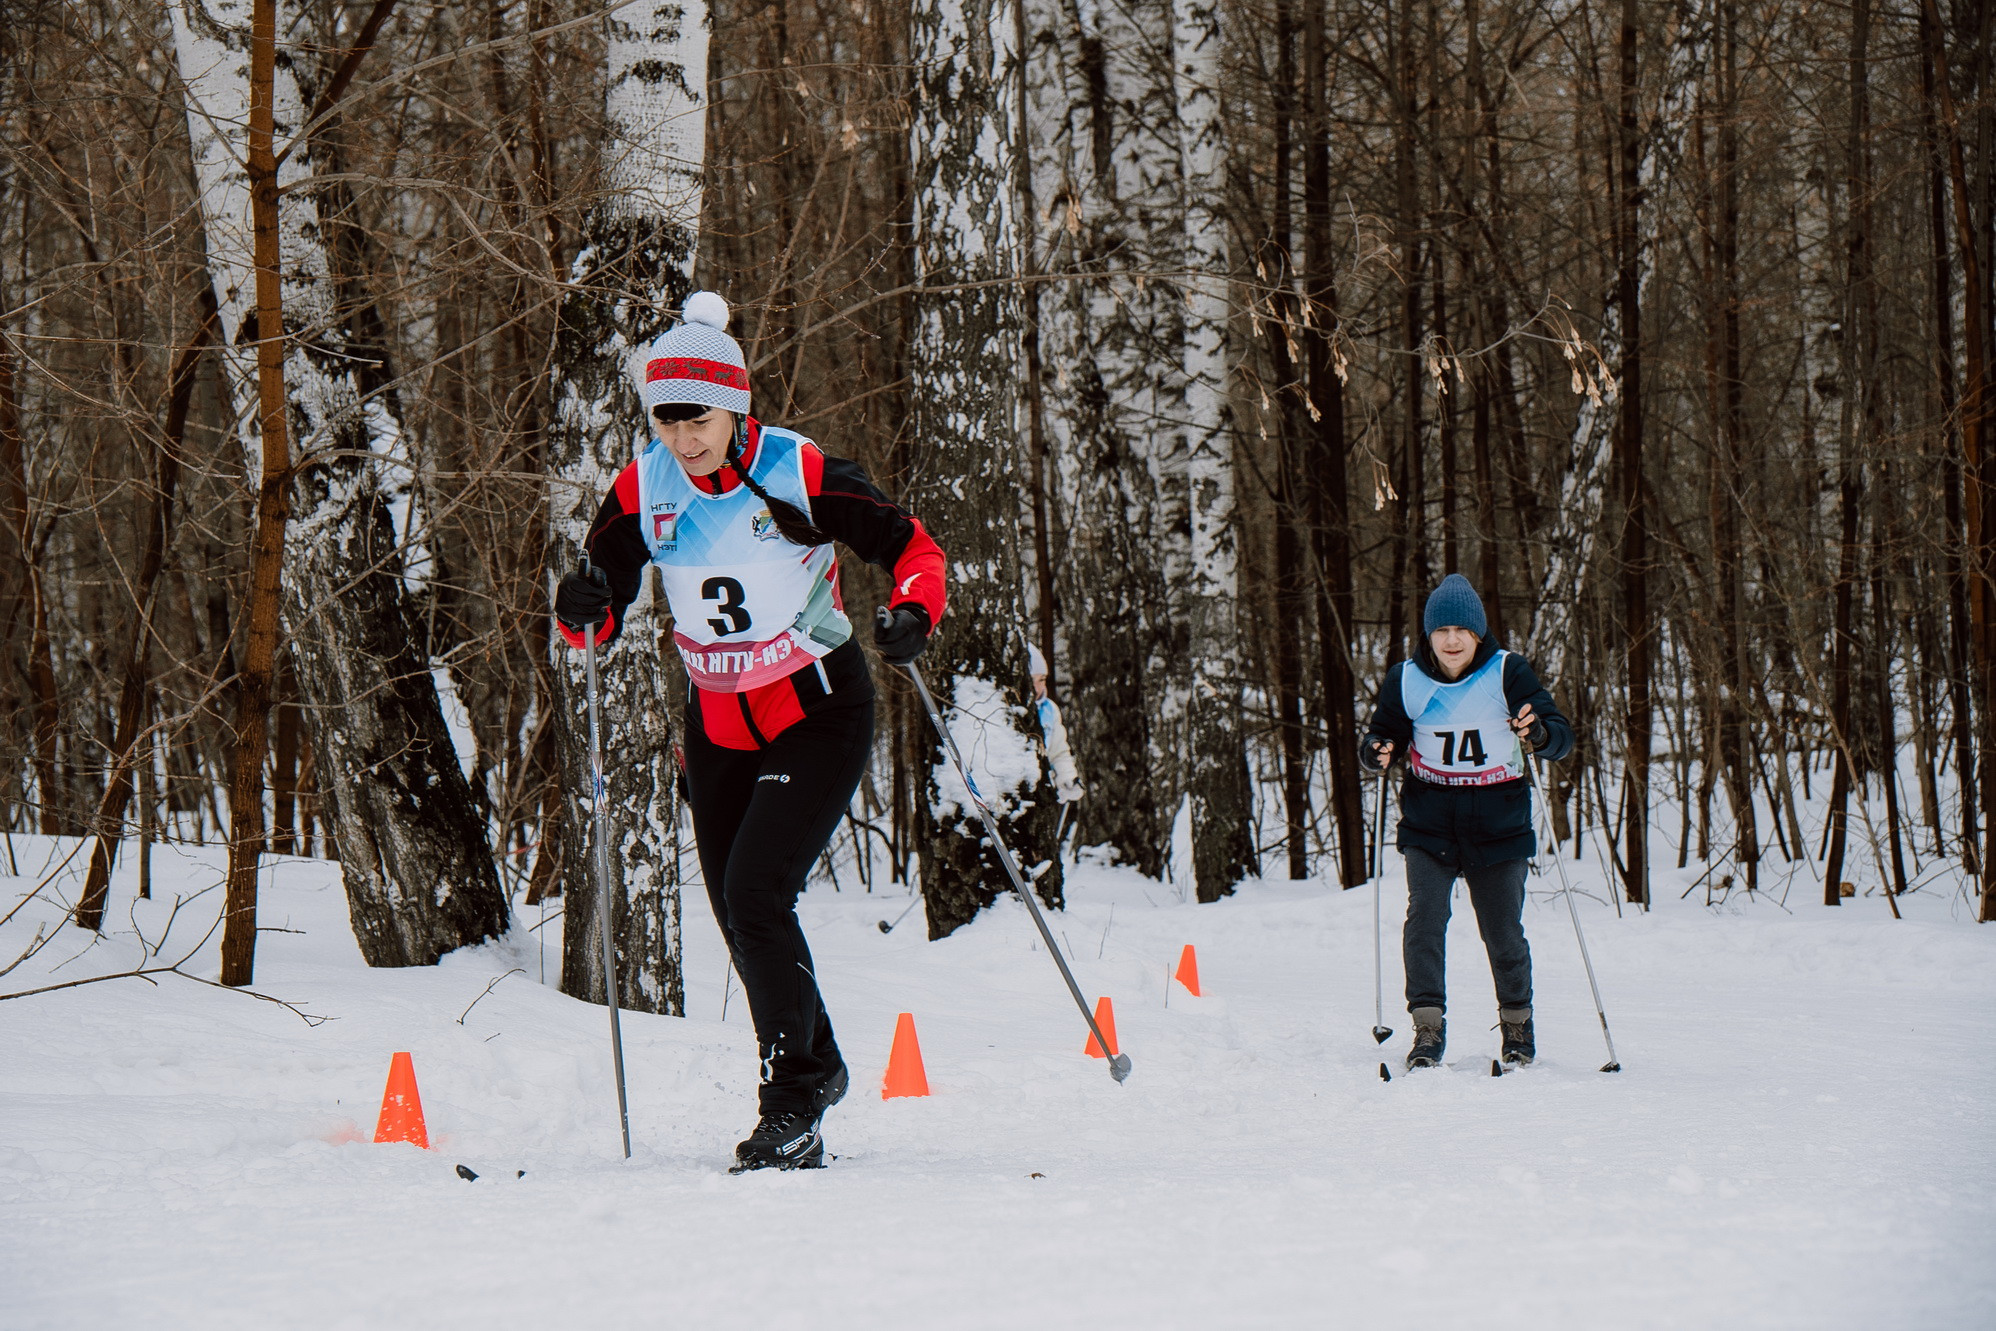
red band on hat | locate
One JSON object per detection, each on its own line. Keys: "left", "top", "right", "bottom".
{"left": 646, "top": 357, "right": 748, "bottom": 390}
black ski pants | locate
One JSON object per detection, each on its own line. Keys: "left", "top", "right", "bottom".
{"left": 1402, "top": 846, "right": 1532, "bottom": 1015}
{"left": 684, "top": 696, "right": 873, "bottom": 1114}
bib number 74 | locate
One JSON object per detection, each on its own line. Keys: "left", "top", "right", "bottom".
{"left": 1433, "top": 728, "right": 1487, "bottom": 767}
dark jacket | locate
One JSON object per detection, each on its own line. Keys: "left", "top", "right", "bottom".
{"left": 1357, "top": 639, "right": 1574, "bottom": 868}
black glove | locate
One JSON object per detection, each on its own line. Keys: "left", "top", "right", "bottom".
{"left": 873, "top": 603, "right": 931, "bottom": 666}
{"left": 555, "top": 562, "right": 612, "bottom": 637}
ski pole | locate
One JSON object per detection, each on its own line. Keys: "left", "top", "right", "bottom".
{"left": 1370, "top": 770, "right": 1392, "bottom": 1045}
{"left": 899, "top": 650, "right": 1131, "bottom": 1083}
{"left": 1523, "top": 752, "right": 1622, "bottom": 1073}
{"left": 877, "top": 894, "right": 921, "bottom": 934}
{"left": 580, "top": 556, "right": 635, "bottom": 1155}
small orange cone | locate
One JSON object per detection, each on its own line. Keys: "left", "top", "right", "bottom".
{"left": 373, "top": 1051, "right": 430, "bottom": 1148}
{"left": 1083, "top": 996, "right": 1120, "bottom": 1058}
{"left": 881, "top": 1012, "right": 930, "bottom": 1099}
{"left": 1175, "top": 944, "right": 1202, "bottom": 997}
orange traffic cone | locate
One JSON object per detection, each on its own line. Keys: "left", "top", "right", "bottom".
{"left": 1083, "top": 996, "right": 1120, "bottom": 1058}
{"left": 373, "top": 1052, "right": 430, "bottom": 1148}
{"left": 881, "top": 1012, "right": 930, "bottom": 1099}
{"left": 1175, "top": 944, "right": 1202, "bottom": 997}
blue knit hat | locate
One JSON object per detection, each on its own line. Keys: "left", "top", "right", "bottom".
{"left": 1423, "top": 574, "right": 1487, "bottom": 638}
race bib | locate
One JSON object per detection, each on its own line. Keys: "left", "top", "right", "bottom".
{"left": 1402, "top": 651, "right": 1523, "bottom": 786}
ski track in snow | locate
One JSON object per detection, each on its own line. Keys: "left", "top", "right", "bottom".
{"left": 2, "top": 835, "right": 1991, "bottom": 1330}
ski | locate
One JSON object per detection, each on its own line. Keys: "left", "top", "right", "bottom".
{"left": 1380, "top": 1055, "right": 1534, "bottom": 1080}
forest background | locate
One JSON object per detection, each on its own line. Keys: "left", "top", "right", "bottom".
{"left": 4, "top": 0, "right": 1992, "bottom": 1017}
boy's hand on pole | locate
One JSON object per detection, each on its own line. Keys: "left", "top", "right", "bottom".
{"left": 1369, "top": 739, "right": 1394, "bottom": 769}
{"left": 1509, "top": 704, "right": 1548, "bottom": 751}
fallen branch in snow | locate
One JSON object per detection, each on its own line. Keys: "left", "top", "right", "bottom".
{"left": 134, "top": 884, "right": 220, "bottom": 961}
{"left": 457, "top": 969, "right": 525, "bottom": 1025}
{"left": 0, "top": 923, "right": 50, "bottom": 979}
{"left": 6, "top": 890, "right": 327, "bottom": 1025}
{"left": 0, "top": 837, "right": 90, "bottom": 931}
{"left": 0, "top": 964, "right": 333, "bottom": 1026}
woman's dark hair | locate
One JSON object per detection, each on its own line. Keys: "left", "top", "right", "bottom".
{"left": 654, "top": 404, "right": 828, "bottom": 546}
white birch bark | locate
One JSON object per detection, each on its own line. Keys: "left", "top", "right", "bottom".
{"left": 909, "top": 0, "right": 1064, "bottom": 936}
{"left": 1171, "top": 0, "right": 1257, "bottom": 899}
{"left": 1025, "top": 0, "right": 1185, "bottom": 876}
{"left": 546, "top": 1, "right": 709, "bottom": 1015}
{"left": 170, "top": 0, "right": 508, "bottom": 965}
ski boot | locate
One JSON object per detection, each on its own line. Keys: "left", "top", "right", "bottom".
{"left": 730, "top": 1109, "right": 826, "bottom": 1173}
{"left": 1499, "top": 1008, "right": 1535, "bottom": 1066}
{"left": 812, "top": 1059, "right": 850, "bottom": 1115}
{"left": 1406, "top": 1007, "right": 1446, "bottom": 1069}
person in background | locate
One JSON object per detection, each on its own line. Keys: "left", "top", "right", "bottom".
{"left": 1027, "top": 642, "right": 1084, "bottom": 814}
{"left": 1358, "top": 574, "right": 1574, "bottom": 1070}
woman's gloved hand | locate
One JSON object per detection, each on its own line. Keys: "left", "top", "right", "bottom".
{"left": 555, "top": 564, "right": 612, "bottom": 636}
{"left": 873, "top": 604, "right": 931, "bottom": 666}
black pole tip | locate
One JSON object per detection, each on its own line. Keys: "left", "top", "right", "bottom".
{"left": 1372, "top": 1025, "right": 1393, "bottom": 1045}
{"left": 1378, "top": 1062, "right": 1391, "bottom": 1082}
{"left": 455, "top": 1164, "right": 479, "bottom": 1181}
{"left": 1491, "top": 1059, "right": 1504, "bottom": 1077}
{"left": 1600, "top": 1062, "right": 1622, "bottom": 1073}
{"left": 877, "top": 920, "right": 892, "bottom": 933}
{"left": 1108, "top": 1054, "right": 1133, "bottom": 1083}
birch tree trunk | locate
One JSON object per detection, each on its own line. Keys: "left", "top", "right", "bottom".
{"left": 910, "top": 0, "right": 1065, "bottom": 935}
{"left": 170, "top": 0, "right": 508, "bottom": 968}
{"left": 547, "top": 0, "right": 706, "bottom": 1014}
{"left": 1025, "top": 0, "right": 1181, "bottom": 876}
{"left": 1173, "top": 0, "right": 1256, "bottom": 900}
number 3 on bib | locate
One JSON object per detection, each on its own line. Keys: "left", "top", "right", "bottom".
{"left": 703, "top": 576, "right": 751, "bottom": 635}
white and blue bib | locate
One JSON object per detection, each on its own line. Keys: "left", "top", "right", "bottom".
{"left": 1403, "top": 651, "right": 1523, "bottom": 786}
{"left": 634, "top": 426, "right": 851, "bottom": 693}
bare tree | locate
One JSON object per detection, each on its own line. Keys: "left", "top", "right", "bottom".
{"left": 170, "top": 0, "right": 507, "bottom": 977}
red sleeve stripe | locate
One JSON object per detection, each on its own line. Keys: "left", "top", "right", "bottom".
{"left": 801, "top": 442, "right": 824, "bottom": 495}
{"left": 611, "top": 461, "right": 640, "bottom": 522}
{"left": 888, "top": 518, "right": 947, "bottom": 624}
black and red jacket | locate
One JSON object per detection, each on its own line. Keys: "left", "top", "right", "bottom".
{"left": 560, "top": 420, "right": 946, "bottom": 749}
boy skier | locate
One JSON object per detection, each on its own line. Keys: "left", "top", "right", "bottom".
{"left": 1359, "top": 574, "right": 1574, "bottom": 1069}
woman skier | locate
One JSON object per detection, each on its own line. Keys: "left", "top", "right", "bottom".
{"left": 552, "top": 292, "right": 945, "bottom": 1171}
{"left": 1358, "top": 574, "right": 1573, "bottom": 1071}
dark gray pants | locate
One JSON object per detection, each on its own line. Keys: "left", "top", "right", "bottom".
{"left": 1402, "top": 846, "right": 1532, "bottom": 1015}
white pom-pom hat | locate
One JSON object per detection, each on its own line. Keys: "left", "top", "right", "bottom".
{"left": 642, "top": 291, "right": 750, "bottom": 415}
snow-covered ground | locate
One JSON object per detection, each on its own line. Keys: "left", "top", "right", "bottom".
{"left": 3, "top": 830, "right": 1992, "bottom": 1329}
